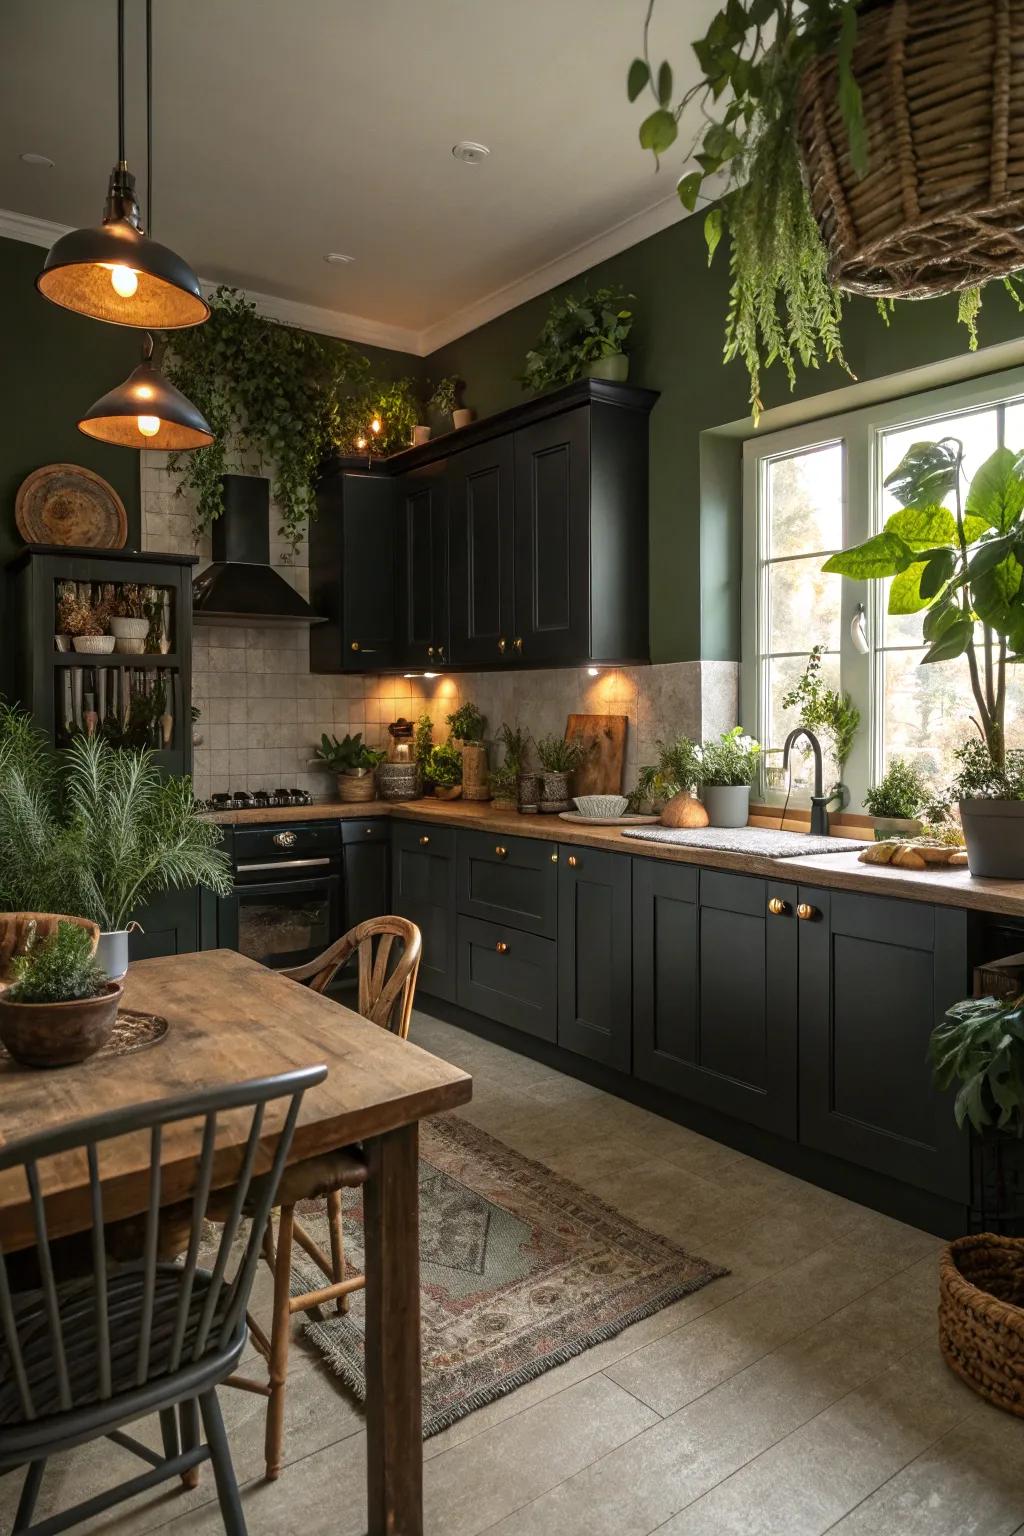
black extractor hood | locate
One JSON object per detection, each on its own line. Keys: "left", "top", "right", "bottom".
{"left": 192, "top": 475, "right": 324, "bottom": 627}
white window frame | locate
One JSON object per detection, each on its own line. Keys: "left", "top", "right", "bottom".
{"left": 741, "top": 364, "right": 1024, "bottom": 811}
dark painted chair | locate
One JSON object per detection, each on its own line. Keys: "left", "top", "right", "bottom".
{"left": 0, "top": 1064, "right": 327, "bottom": 1535}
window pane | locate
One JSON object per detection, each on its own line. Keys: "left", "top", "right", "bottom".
{"left": 881, "top": 643, "right": 1024, "bottom": 792}
{"left": 767, "top": 650, "right": 843, "bottom": 793}
{"left": 1003, "top": 398, "right": 1024, "bottom": 450}
{"left": 768, "top": 557, "right": 841, "bottom": 653}
{"left": 879, "top": 408, "right": 998, "bottom": 523}
{"left": 767, "top": 443, "right": 843, "bottom": 558}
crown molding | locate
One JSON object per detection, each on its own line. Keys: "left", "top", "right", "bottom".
{"left": 0, "top": 191, "right": 695, "bottom": 359}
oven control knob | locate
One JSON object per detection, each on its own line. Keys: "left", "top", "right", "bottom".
{"left": 273, "top": 830, "right": 297, "bottom": 848}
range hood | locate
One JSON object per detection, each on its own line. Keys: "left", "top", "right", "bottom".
{"left": 192, "top": 475, "right": 324, "bottom": 627}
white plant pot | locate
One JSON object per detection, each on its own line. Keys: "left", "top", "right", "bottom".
{"left": 702, "top": 784, "right": 751, "bottom": 829}
{"left": 109, "top": 617, "right": 151, "bottom": 640}
{"left": 97, "top": 929, "right": 130, "bottom": 980}
{"left": 412, "top": 425, "right": 431, "bottom": 446}
{"left": 452, "top": 408, "right": 475, "bottom": 430}
{"left": 72, "top": 635, "right": 116, "bottom": 655}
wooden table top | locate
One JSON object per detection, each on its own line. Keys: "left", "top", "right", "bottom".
{"left": 0, "top": 949, "right": 472, "bottom": 1249}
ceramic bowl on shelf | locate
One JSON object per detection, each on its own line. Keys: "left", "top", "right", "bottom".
{"left": 71, "top": 634, "right": 116, "bottom": 654}
{"left": 573, "top": 794, "right": 629, "bottom": 819}
{"left": 109, "top": 616, "right": 151, "bottom": 641}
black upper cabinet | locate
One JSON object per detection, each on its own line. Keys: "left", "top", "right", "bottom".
{"left": 514, "top": 409, "right": 590, "bottom": 665}
{"left": 308, "top": 469, "right": 397, "bottom": 672}
{"left": 449, "top": 436, "right": 516, "bottom": 666}
{"left": 397, "top": 463, "right": 449, "bottom": 670}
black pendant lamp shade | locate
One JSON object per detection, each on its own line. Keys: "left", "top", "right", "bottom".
{"left": 78, "top": 333, "right": 213, "bottom": 450}
{"left": 37, "top": 168, "right": 208, "bottom": 329}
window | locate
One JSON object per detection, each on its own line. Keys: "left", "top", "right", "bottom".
{"left": 741, "top": 369, "right": 1024, "bottom": 810}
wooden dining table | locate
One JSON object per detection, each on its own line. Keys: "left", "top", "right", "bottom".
{"left": 0, "top": 948, "right": 473, "bottom": 1536}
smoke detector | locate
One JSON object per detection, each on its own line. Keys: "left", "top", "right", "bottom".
{"left": 323, "top": 252, "right": 354, "bottom": 265}
{"left": 452, "top": 141, "right": 490, "bottom": 165}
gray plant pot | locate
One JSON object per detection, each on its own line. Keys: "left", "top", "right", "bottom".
{"left": 702, "top": 784, "right": 751, "bottom": 829}
{"left": 540, "top": 771, "right": 572, "bottom": 813}
{"left": 97, "top": 929, "right": 130, "bottom": 980}
{"left": 960, "top": 799, "right": 1024, "bottom": 879}
{"left": 586, "top": 353, "right": 629, "bottom": 383}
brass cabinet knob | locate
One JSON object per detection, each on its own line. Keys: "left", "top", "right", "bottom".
{"left": 437, "top": 645, "right": 447, "bottom": 664}
{"left": 498, "top": 637, "right": 507, "bottom": 655}
{"left": 350, "top": 640, "right": 361, "bottom": 652}
{"left": 495, "top": 845, "right": 507, "bottom": 858}
{"left": 567, "top": 854, "right": 578, "bottom": 868}
{"left": 495, "top": 940, "right": 509, "bottom": 954}
{"left": 767, "top": 897, "right": 790, "bottom": 916}
{"left": 419, "top": 835, "right": 430, "bottom": 846}
{"left": 796, "top": 902, "right": 819, "bottom": 921}
{"left": 550, "top": 851, "right": 558, "bottom": 863}
{"left": 427, "top": 645, "right": 435, "bottom": 659}
{"left": 513, "top": 637, "right": 523, "bottom": 654}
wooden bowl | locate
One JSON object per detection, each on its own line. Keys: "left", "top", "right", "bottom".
{"left": 0, "top": 913, "right": 100, "bottom": 982}
{"left": 0, "top": 981, "right": 123, "bottom": 1068}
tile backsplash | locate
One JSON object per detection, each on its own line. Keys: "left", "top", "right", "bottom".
{"left": 141, "top": 453, "right": 738, "bottom": 801}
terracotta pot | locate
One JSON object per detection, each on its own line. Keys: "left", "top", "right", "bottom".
{"left": 461, "top": 741, "right": 490, "bottom": 801}
{"left": 432, "top": 784, "right": 462, "bottom": 801}
{"left": 0, "top": 981, "right": 123, "bottom": 1068}
{"left": 452, "top": 408, "right": 475, "bottom": 429}
{"left": 660, "top": 790, "right": 710, "bottom": 829}
{"left": 337, "top": 770, "right": 377, "bottom": 803}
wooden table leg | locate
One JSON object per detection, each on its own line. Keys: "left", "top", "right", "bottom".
{"left": 363, "top": 1122, "right": 422, "bottom": 1536}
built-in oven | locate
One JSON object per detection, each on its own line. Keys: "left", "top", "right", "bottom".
{"left": 217, "top": 821, "right": 343, "bottom": 970}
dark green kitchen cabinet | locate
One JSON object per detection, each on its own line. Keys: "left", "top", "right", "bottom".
{"left": 342, "top": 819, "right": 390, "bottom": 930}
{"left": 457, "top": 829, "right": 558, "bottom": 937}
{"left": 513, "top": 408, "right": 590, "bottom": 665}
{"left": 392, "top": 821, "right": 457, "bottom": 1001}
{"left": 633, "top": 865, "right": 798, "bottom": 1137}
{"left": 558, "top": 845, "right": 632, "bottom": 1072}
{"left": 457, "top": 914, "right": 557, "bottom": 1042}
{"left": 130, "top": 886, "right": 200, "bottom": 961}
{"left": 449, "top": 436, "right": 516, "bottom": 666}
{"left": 309, "top": 469, "right": 397, "bottom": 672}
{"left": 397, "top": 462, "right": 449, "bottom": 670}
{"left": 798, "top": 887, "right": 970, "bottom": 1200}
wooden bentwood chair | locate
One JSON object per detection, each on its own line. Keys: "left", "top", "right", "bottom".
{"left": 0, "top": 1065, "right": 326, "bottom": 1536}
{"left": 233, "top": 916, "right": 421, "bottom": 1482}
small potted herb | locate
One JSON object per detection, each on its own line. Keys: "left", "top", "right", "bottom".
{"left": 865, "top": 758, "right": 928, "bottom": 841}
{"left": 0, "top": 921, "right": 121, "bottom": 1068}
{"left": 425, "top": 740, "right": 463, "bottom": 800}
{"left": 311, "top": 731, "right": 385, "bottom": 803}
{"left": 521, "top": 286, "right": 635, "bottom": 393}
{"left": 429, "top": 375, "right": 472, "bottom": 432}
{"left": 491, "top": 723, "right": 530, "bottom": 811}
{"left": 645, "top": 737, "right": 708, "bottom": 828}
{"left": 447, "top": 702, "right": 489, "bottom": 801}
{"left": 535, "top": 733, "right": 587, "bottom": 813}
{"left": 695, "top": 728, "right": 761, "bottom": 828}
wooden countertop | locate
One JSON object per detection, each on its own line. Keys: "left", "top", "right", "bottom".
{"left": 203, "top": 796, "right": 1024, "bottom": 920}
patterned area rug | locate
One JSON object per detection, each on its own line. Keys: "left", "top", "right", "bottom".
{"left": 294, "top": 1114, "right": 727, "bottom": 1437}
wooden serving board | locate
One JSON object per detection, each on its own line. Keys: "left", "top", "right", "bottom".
{"left": 558, "top": 812, "right": 658, "bottom": 827}
{"left": 565, "top": 714, "right": 628, "bottom": 796}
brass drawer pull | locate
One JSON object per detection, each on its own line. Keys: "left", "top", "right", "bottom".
{"left": 495, "top": 845, "right": 507, "bottom": 858}
{"left": 427, "top": 645, "right": 435, "bottom": 659}
{"left": 513, "top": 636, "right": 523, "bottom": 654}
{"left": 418, "top": 835, "right": 430, "bottom": 846}
{"left": 350, "top": 641, "right": 360, "bottom": 652}
{"left": 796, "top": 902, "right": 819, "bottom": 921}
{"left": 498, "top": 637, "right": 507, "bottom": 655}
{"left": 567, "top": 854, "right": 578, "bottom": 868}
{"left": 767, "top": 897, "right": 790, "bottom": 916}
{"left": 495, "top": 940, "right": 509, "bottom": 954}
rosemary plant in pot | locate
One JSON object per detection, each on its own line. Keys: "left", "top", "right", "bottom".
{"left": 696, "top": 728, "right": 761, "bottom": 828}
{"left": 0, "top": 709, "right": 231, "bottom": 979}
{"left": 535, "top": 734, "right": 587, "bottom": 813}
{"left": 0, "top": 921, "right": 119, "bottom": 1069}
{"left": 491, "top": 723, "right": 530, "bottom": 811}
{"left": 824, "top": 437, "right": 1024, "bottom": 877}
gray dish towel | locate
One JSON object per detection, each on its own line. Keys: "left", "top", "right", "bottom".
{"left": 620, "top": 826, "right": 870, "bottom": 857}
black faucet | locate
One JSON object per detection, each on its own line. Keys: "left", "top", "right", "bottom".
{"left": 781, "top": 727, "right": 840, "bottom": 836}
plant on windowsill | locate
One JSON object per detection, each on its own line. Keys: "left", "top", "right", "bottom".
{"left": 695, "top": 727, "right": 761, "bottom": 828}
{"left": 781, "top": 643, "right": 859, "bottom": 794}
{"left": 424, "top": 741, "right": 463, "bottom": 801}
{"left": 311, "top": 732, "right": 386, "bottom": 804}
{"left": 521, "top": 287, "right": 635, "bottom": 394}
{"left": 864, "top": 757, "right": 928, "bottom": 842}
{"left": 824, "top": 438, "right": 1024, "bottom": 878}
{"left": 447, "top": 703, "right": 489, "bottom": 802}
{"left": 0, "top": 921, "right": 121, "bottom": 1069}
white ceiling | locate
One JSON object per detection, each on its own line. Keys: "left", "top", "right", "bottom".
{"left": 0, "top": 0, "right": 721, "bottom": 354}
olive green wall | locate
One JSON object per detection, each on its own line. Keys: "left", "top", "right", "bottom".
{"left": 427, "top": 213, "right": 1024, "bottom": 663}
{"left": 0, "top": 235, "right": 144, "bottom": 563}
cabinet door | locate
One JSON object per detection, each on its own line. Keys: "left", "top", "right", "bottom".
{"left": 391, "top": 822, "right": 457, "bottom": 1002}
{"left": 397, "top": 463, "right": 449, "bottom": 670}
{"left": 798, "top": 888, "right": 969, "bottom": 1199}
{"left": 637, "top": 867, "right": 799, "bottom": 1136}
{"left": 457, "top": 915, "right": 558, "bottom": 1042}
{"left": 309, "top": 472, "right": 397, "bottom": 673}
{"left": 130, "top": 886, "right": 200, "bottom": 961}
{"left": 449, "top": 437, "right": 515, "bottom": 666}
{"left": 557, "top": 845, "right": 631, "bottom": 1072}
{"left": 513, "top": 407, "right": 590, "bottom": 664}
{"left": 457, "top": 829, "right": 558, "bottom": 937}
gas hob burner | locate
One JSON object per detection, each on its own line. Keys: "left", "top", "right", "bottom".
{"left": 207, "top": 787, "right": 313, "bottom": 811}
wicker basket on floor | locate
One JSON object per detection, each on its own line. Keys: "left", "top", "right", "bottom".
{"left": 939, "top": 1233, "right": 1024, "bottom": 1415}
{"left": 795, "top": 0, "right": 1024, "bottom": 298}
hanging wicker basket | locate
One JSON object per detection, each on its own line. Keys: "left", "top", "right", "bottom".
{"left": 795, "top": 0, "right": 1024, "bottom": 299}
{"left": 939, "top": 1233, "right": 1024, "bottom": 1416}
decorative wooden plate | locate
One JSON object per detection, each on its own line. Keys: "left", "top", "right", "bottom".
{"left": 15, "top": 464, "right": 127, "bottom": 549}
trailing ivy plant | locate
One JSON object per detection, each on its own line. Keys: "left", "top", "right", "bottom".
{"left": 781, "top": 643, "right": 860, "bottom": 773}
{"left": 334, "top": 375, "right": 421, "bottom": 457}
{"left": 165, "top": 286, "right": 370, "bottom": 550}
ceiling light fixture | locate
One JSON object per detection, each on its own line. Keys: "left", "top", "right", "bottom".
{"left": 37, "top": 0, "right": 208, "bottom": 329}
{"left": 20, "top": 152, "right": 55, "bottom": 168}
{"left": 323, "top": 252, "right": 354, "bottom": 265}
{"left": 451, "top": 141, "right": 490, "bottom": 165}
{"left": 78, "top": 331, "right": 213, "bottom": 450}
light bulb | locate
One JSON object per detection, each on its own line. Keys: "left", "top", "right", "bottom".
{"left": 109, "top": 265, "right": 139, "bottom": 298}
{"left": 137, "top": 415, "right": 160, "bottom": 438}
{"left": 355, "top": 435, "right": 367, "bottom": 450}
{"left": 370, "top": 417, "right": 382, "bottom": 435}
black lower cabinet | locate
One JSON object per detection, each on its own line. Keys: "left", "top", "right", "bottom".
{"left": 457, "top": 830, "right": 558, "bottom": 936}
{"left": 557, "top": 846, "right": 631, "bottom": 1071}
{"left": 130, "top": 886, "right": 200, "bottom": 961}
{"left": 634, "top": 864, "right": 798, "bottom": 1137}
{"left": 342, "top": 819, "right": 390, "bottom": 930}
{"left": 392, "top": 822, "right": 457, "bottom": 1002}
{"left": 798, "top": 887, "right": 970, "bottom": 1201}
{"left": 457, "top": 915, "right": 557, "bottom": 1041}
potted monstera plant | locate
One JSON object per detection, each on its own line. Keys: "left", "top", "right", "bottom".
{"left": 824, "top": 439, "right": 1024, "bottom": 877}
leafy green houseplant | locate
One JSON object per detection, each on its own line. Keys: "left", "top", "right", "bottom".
{"left": 6, "top": 922, "right": 107, "bottom": 1005}
{"left": 165, "top": 286, "right": 370, "bottom": 550}
{"left": 311, "top": 732, "right": 385, "bottom": 803}
{"left": 864, "top": 758, "right": 928, "bottom": 839}
{"left": 447, "top": 702, "right": 489, "bottom": 800}
{"left": 823, "top": 438, "right": 1024, "bottom": 875}
{"left": 489, "top": 723, "right": 530, "bottom": 808}
{"left": 695, "top": 727, "right": 761, "bottom": 828}
{"left": 0, "top": 708, "right": 230, "bottom": 978}
{"left": 931, "top": 995, "right": 1024, "bottom": 1138}
{"left": 0, "top": 921, "right": 121, "bottom": 1070}
{"left": 446, "top": 703, "right": 487, "bottom": 743}
{"left": 424, "top": 741, "right": 463, "bottom": 800}
{"left": 521, "top": 287, "right": 635, "bottom": 394}
{"left": 627, "top": 3, "right": 1024, "bottom": 418}
{"left": 336, "top": 375, "right": 421, "bottom": 457}
{"left": 782, "top": 644, "right": 860, "bottom": 785}
{"left": 534, "top": 733, "right": 588, "bottom": 813}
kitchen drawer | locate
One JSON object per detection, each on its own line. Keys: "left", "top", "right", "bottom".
{"left": 457, "top": 829, "right": 558, "bottom": 937}
{"left": 456, "top": 915, "right": 557, "bottom": 1041}
{"left": 393, "top": 820, "right": 456, "bottom": 864}
{"left": 341, "top": 817, "right": 390, "bottom": 846}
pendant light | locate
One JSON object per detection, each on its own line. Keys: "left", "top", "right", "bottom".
{"left": 37, "top": 0, "right": 208, "bottom": 329}
{"left": 78, "top": 331, "right": 213, "bottom": 449}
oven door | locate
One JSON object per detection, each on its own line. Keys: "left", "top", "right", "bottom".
{"left": 221, "top": 862, "right": 342, "bottom": 970}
